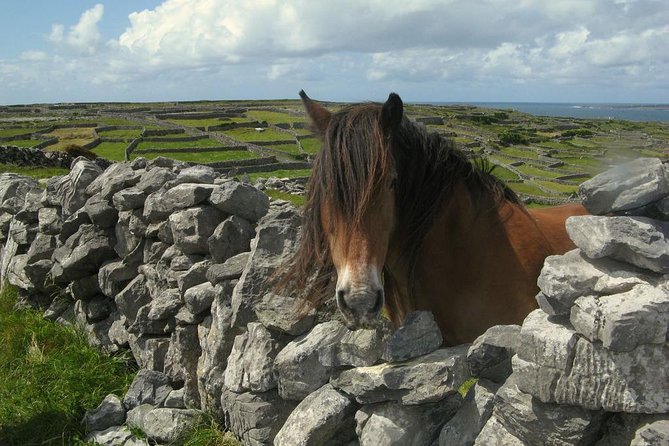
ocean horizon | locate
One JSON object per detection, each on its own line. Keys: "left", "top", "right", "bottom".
{"left": 422, "top": 101, "right": 669, "bottom": 122}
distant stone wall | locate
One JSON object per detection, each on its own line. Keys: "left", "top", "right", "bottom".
{"left": 0, "top": 157, "right": 667, "bottom": 445}
{"left": 0, "top": 144, "right": 74, "bottom": 168}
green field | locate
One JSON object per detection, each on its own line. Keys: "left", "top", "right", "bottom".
{"left": 96, "top": 129, "right": 143, "bottom": 140}
{"left": 0, "top": 163, "right": 69, "bottom": 179}
{"left": 300, "top": 137, "right": 321, "bottom": 154}
{"left": 246, "top": 110, "right": 305, "bottom": 124}
{"left": 92, "top": 142, "right": 129, "bottom": 161}
{"left": 2, "top": 139, "right": 40, "bottom": 148}
{"left": 135, "top": 138, "right": 223, "bottom": 150}
{"left": 224, "top": 127, "right": 295, "bottom": 142}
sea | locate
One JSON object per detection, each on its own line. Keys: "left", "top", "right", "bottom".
{"left": 427, "top": 102, "right": 669, "bottom": 122}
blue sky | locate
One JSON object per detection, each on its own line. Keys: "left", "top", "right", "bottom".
{"left": 1, "top": 0, "right": 668, "bottom": 105}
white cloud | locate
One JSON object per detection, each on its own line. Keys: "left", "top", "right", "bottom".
{"left": 49, "top": 4, "right": 104, "bottom": 55}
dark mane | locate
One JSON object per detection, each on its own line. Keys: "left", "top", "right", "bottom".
{"left": 275, "top": 103, "right": 521, "bottom": 316}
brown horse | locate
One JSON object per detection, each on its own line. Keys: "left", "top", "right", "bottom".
{"left": 279, "top": 91, "right": 587, "bottom": 345}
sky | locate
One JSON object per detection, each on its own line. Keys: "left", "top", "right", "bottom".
{"left": 0, "top": 0, "right": 668, "bottom": 105}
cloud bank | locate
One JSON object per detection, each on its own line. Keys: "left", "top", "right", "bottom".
{"left": 2, "top": 0, "right": 668, "bottom": 103}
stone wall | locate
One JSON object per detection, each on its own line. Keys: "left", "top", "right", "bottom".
{"left": 0, "top": 157, "right": 667, "bottom": 445}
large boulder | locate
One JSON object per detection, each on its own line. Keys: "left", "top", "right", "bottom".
{"left": 49, "top": 224, "right": 116, "bottom": 282}
{"left": 169, "top": 205, "right": 224, "bottom": 255}
{"left": 208, "top": 215, "right": 255, "bottom": 263}
{"left": 55, "top": 157, "right": 103, "bottom": 216}
{"left": 209, "top": 180, "right": 270, "bottom": 222}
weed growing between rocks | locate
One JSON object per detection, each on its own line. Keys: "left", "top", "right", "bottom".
{"left": 0, "top": 284, "right": 135, "bottom": 445}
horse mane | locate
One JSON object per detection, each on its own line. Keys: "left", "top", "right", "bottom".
{"left": 275, "top": 102, "right": 521, "bottom": 319}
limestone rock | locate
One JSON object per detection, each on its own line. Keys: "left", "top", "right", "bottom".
{"left": 382, "top": 310, "right": 443, "bottom": 363}
{"left": 631, "top": 419, "right": 669, "bottom": 446}
{"left": 357, "top": 400, "right": 461, "bottom": 446}
{"left": 85, "top": 426, "right": 134, "bottom": 446}
{"left": 98, "top": 259, "right": 137, "bottom": 298}
{"left": 566, "top": 215, "right": 669, "bottom": 273}
{"left": 112, "top": 186, "right": 147, "bottom": 211}
{"left": 438, "top": 379, "right": 499, "bottom": 446}
{"left": 177, "top": 259, "right": 212, "bottom": 294}
{"left": 209, "top": 181, "right": 270, "bottom": 222}
{"left": 85, "top": 162, "right": 141, "bottom": 200}
{"left": 147, "top": 288, "right": 183, "bottom": 321}
{"left": 169, "top": 205, "right": 224, "bottom": 255}
{"left": 83, "top": 193, "right": 118, "bottom": 228}
{"left": 473, "top": 414, "right": 525, "bottom": 445}
{"left": 115, "top": 275, "right": 152, "bottom": 325}
{"left": 274, "top": 384, "right": 357, "bottom": 446}
{"left": 254, "top": 292, "right": 317, "bottom": 336}
{"left": 183, "top": 281, "right": 216, "bottom": 315}
{"left": 514, "top": 309, "right": 669, "bottom": 413}
{"left": 123, "top": 369, "right": 173, "bottom": 409}
{"left": 136, "top": 166, "right": 177, "bottom": 194}
{"left": 56, "top": 157, "right": 102, "bottom": 216}
{"left": 129, "top": 335, "right": 171, "bottom": 370}
{"left": 570, "top": 284, "right": 669, "bottom": 351}
{"left": 223, "top": 388, "right": 296, "bottom": 446}
{"left": 164, "top": 325, "right": 202, "bottom": 407}
{"left": 331, "top": 345, "right": 469, "bottom": 405}
{"left": 177, "top": 165, "right": 216, "bottom": 184}
{"left": 224, "top": 322, "right": 282, "bottom": 393}
{"left": 466, "top": 324, "right": 520, "bottom": 383}
{"left": 206, "top": 252, "right": 249, "bottom": 285}
{"left": 208, "top": 215, "right": 255, "bottom": 263}
{"left": 143, "top": 408, "right": 200, "bottom": 443}
{"left": 536, "top": 249, "right": 650, "bottom": 316}
{"left": 50, "top": 224, "right": 116, "bottom": 282}
{"left": 319, "top": 324, "right": 390, "bottom": 368}
{"left": 274, "top": 320, "right": 350, "bottom": 400}
{"left": 82, "top": 394, "right": 126, "bottom": 432}
{"left": 37, "top": 206, "right": 62, "bottom": 235}
{"left": 579, "top": 157, "right": 669, "bottom": 214}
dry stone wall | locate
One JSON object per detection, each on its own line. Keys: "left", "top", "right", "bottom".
{"left": 0, "top": 156, "right": 667, "bottom": 445}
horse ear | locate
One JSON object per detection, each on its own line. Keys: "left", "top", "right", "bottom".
{"left": 382, "top": 92, "right": 403, "bottom": 130}
{"left": 300, "top": 90, "right": 331, "bottom": 135}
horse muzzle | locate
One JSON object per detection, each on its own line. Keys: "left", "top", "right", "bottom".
{"left": 336, "top": 286, "right": 385, "bottom": 329}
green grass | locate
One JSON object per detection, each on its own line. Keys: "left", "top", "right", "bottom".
{"left": 300, "top": 137, "right": 321, "bottom": 154}
{"left": 246, "top": 110, "right": 305, "bottom": 124}
{"left": 0, "top": 284, "right": 135, "bottom": 445}
{"left": 0, "top": 163, "right": 69, "bottom": 179}
{"left": 0, "top": 128, "right": 36, "bottom": 138}
{"left": 500, "top": 146, "right": 539, "bottom": 159}
{"left": 3, "top": 139, "right": 41, "bottom": 148}
{"left": 514, "top": 163, "right": 564, "bottom": 179}
{"left": 92, "top": 142, "right": 129, "bottom": 161}
{"left": 489, "top": 165, "right": 520, "bottom": 181}
{"left": 136, "top": 138, "right": 223, "bottom": 150}
{"left": 265, "top": 143, "right": 302, "bottom": 155}
{"left": 224, "top": 127, "right": 295, "bottom": 143}
{"left": 96, "top": 129, "right": 143, "bottom": 140}
{"left": 132, "top": 149, "right": 260, "bottom": 163}
{"left": 265, "top": 189, "right": 305, "bottom": 207}
{"left": 533, "top": 180, "right": 579, "bottom": 195}
{"left": 509, "top": 180, "right": 549, "bottom": 196}
{"left": 181, "top": 413, "right": 241, "bottom": 446}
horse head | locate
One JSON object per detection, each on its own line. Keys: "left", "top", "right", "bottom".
{"left": 300, "top": 90, "right": 404, "bottom": 329}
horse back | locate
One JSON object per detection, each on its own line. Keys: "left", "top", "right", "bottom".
{"left": 528, "top": 203, "right": 589, "bottom": 254}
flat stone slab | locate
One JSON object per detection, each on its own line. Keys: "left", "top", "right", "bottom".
{"left": 331, "top": 345, "right": 469, "bottom": 405}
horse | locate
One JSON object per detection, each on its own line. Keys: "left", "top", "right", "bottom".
{"left": 277, "top": 91, "right": 588, "bottom": 345}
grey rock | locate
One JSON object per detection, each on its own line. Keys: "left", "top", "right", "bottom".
{"left": 82, "top": 394, "right": 126, "bottom": 432}
{"left": 164, "top": 325, "right": 202, "bottom": 407}
{"left": 536, "top": 249, "right": 650, "bottom": 316}
{"left": 570, "top": 284, "right": 669, "bottom": 351}
{"left": 69, "top": 274, "right": 102, "bottom": 301}
{"left": 123, "top": 369, "right": 172, "bottom": 409}
{"left": 136, "top": 166, "right": 177, "bottom": 193}
{"left": 146, "top": 183, "right": 217, "bottom": 221}
{"left": 155, "top": 219, "right": 174, "bottom": 243}
{"left": 579, "top": 157, "right": 669, "bottom": 214}
{"left": 274, "top": 321, "right": 350, "bottom": 400}
{"left": 206, "top": 252, "right": 249, "bottom": 285}
{"left": 115, "top": 275, "right": 152, "bottom": 324}
{"left": 143, "top": 408, "right": 201, "bottom": 443}
{"left": 143, "top": 239, "right": 169, "bottom": 264}
{"left": 514, "top": 309, "right": 669, "bottom": 413}
{"left": 126, "top": 403, "right": 154, "bottom": 431}
{"left": 492, "top": 377, "right": 606, "bottom": 446}
{"left": 196, "top": 282, "right": 239, "bottom": 412}
{"left": 274, "top": 384, "right": 357, "bottom": 446}
{"left": 148, "top": 288, "right": 183, "bottom": 321}
{"left": 208, "top": 215, "right": 255, "bottom": 263}
{"left": 112, "top": 186, "right": 147, "bottom": 211}
{"left": 108, "top": 311, "right": 130, "bottom": 348}
{"left": 177, "top": 165, "right": 216, "bottom": 184}
{"left": 319, "top": 324, "right": 390, "bottom": 368}
{"left": 254, "top": 292, "right": 317, "bottom": 336}
{"left": 223, "top": 388, "right": 296, "bottom": 446}
{"left": 382, "top": 310, "right": 443, "bottom": 362}
{"left": 85, "top": 295, "right": 112, "bottom": 323}
{"left": 473, "top": 415, "right": 524, "bottom": 445}
{"left": 169, "top": 205, "right": 224, "bottom": 254}
{"left": 129, "top": 335, "right": 171, "bottom": 371}
{"left": 466, "top": 324, "right": 520, "bottom": 383}
{"left": 231, "top": 204, "right": 301, "bottom": 327}
{"left": 177, "top": 259, "right": 212, "bottom": 294}
{"left": 0, "top": 173, "right": 40, "bottom": 207}
{"left": 438, "top": 379, "right": 499, "bottom": 446}
{"left": 115, "top": 210, "right": 143, "bottom": 258}
{"left": 56, "top": 157, "right": 102, "bottom": 216}
{"left": 224, "top": 322, "right": 282, "bottom": 393}
{"left": 37, "top": 206, "right": 62, "bottom": 235}
{"left": 85, "top": 426, "right": 133, "bottom": 446}
{"left": 85, "top": 162, "right": 141, "bottom": 200}
{"left": 595, "top": 413, "right": 668, "bottom": 446}
{"left": 50, "top": 224, "right": 116, "bottom": 282}
{"left": 175, "top": 305, "right": 206, "bottom": 326}
{"left": 164, "top": 388, "right": 186, "bottom": 409}
{"left": 171, "top": 254, "right": 203, "bottom": 272}
{"left": 129, "top": 306, "right": 176, "bottom": 335}
{"left": 358, "top": 398, "right": 461, "bottom": 446}
{"left": 98, "top": 259, "right": 137, "bottom": 298}
{"left": 25, "top": 233, "right": 58, "bottom": 264}
{"left": 209, "top": 180, "right": 270, "bottom": 222}
{"left": 43, "top": 297, "right": 72, "bottom": 321}
{"left": 631, "top": 419, "right": 669, "bottom": 446}
{"left": 183, "top": 281, "right": 216, "bottom": 315}
{"left": 83, "top": 193, "right": 118, "bottom": 228}
{"left": 566, "top": 215, "right": 669, "bottom": 273}
{"left": 58, "top": 210, "right": 91, "bottom": 243}
{"left": 332, "top": 345, "right": 469, "bottom": 405}
{"left": 147, "top": 156, "right": 189, "bottom": 170}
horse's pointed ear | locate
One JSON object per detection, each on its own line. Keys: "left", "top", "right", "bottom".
{"left": 382, "top": 92, "right": 403, "bottom": 130}
{"left": 300, "top": 90, "right": 331, "bottom": 135}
